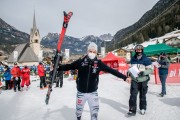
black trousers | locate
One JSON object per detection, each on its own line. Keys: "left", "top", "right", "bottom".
{"left": 5, "top": 80, "right": 11, "bottom": 90}
{"left": 40, "top": 76, "right": 47, "bottom": 88}
{"left": 13, "top": 77, "right": 21, "bottom": 91}
{"left": 129, "top": 80, "right": 148, "bottom": 113}
{"left": 56, "top": 76, "right": 63, "bottom": 87}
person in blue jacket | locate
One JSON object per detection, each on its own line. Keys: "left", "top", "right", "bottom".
{"left": 157, "top": 52, "right": 170, "bottom": 97}
{"left": 127, "top": 45, "right": 153, "bottom": 116}
{"left": 3, "top": 65, "right": 12, "bottom": 90}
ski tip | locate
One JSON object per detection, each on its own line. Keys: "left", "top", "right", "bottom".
{"left": 68, "top": 12, "right": 73, "bottom": 16}
{"left": 63, "top": 11, "right": 73, "bottom": 16}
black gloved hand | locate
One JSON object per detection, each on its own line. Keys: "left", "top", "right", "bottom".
{"left": 127, "top": 72, "right": 130, "bottom": 77}
{"left": 138, "top": 71, "right": 144, "bottom": 77}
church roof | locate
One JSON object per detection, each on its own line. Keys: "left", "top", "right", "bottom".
{"left": 7, "top": 43, "right": 39, "bottom": 63}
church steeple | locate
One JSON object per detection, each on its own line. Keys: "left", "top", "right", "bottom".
{"left": 33, "top": 10, "right": 37, "bottom": 30}
{"left": 30, "top": 10, "right": 42, "bottom": 61}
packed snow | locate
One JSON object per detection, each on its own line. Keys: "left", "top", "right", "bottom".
{"left": 0, "top": 74, "right": 180, "bottom": 120}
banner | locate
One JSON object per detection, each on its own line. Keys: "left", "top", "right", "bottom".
{"left": 101, "top": 47, "right": 105, "bottom": 57}
{"left": 154, "top": 63, "right": 180, "bottom": 84}
{"left": 99, "top": 61, "right": 129, "bottom": 75}
{"left": 38, "top": 50, "right": 43, "bottom": 61}
{"left": 13, "top": 51, "right": 18, "bottom": 62}
{"left": 65, "top": 49, "right": 70, "bottom": 59}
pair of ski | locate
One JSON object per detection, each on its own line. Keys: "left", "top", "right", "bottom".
{"left": 45, "top": 11, "right": 73, "bottom": 105}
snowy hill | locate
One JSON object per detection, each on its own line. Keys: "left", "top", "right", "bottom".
{"left": 106, "top": 0, "right": 179, "bottom": 52}
{"left": 123, "top": 30, "right": 180, "bottom": 50}
{"left": 0, "top": 18, "right": 30, "bottom": 54}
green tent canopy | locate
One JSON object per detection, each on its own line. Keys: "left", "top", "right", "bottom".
{"left": 178, "top": 49, "right": 180, "bottom": 53}
{"left": 144, "top": 43, "right": 178, "bottom": 56}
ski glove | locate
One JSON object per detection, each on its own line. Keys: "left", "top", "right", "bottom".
{"left": 127, "top": 72, "right": 130, "bottom": 77}
{"left": 138, "top": 71, "right": 144, "bottom": 77}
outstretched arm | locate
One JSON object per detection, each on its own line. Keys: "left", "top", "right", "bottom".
{"left": 99, "top": 60, "right": 128, "bottom": 81}
{"left": 58, "top": 59, "right": 81, "bottom": 71}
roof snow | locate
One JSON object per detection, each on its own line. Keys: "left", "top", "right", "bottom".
{"left": 123, "top": 30, "right": 180, "bottom": 50}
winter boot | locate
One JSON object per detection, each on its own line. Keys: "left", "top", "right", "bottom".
{"left": 77, "top": 116, "right": 81, "bottom": 120}
{"left": 128, "top": 107, "right": 136, "bottom": 116}
{"left": 140, "top": 109, "right": 146, "bottom": 115}
{"left": 127, "top": 111, "right": 136, "bottom": 116}
{"left": 159, "top": 93, "right": 164, "bottom": 97}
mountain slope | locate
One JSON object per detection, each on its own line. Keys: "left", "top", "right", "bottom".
{"left": 107, "top": 0, "right": 180, "bottom": 51}
{"left": 0, "top": 18, "right": 30, "bottom": 54}
{"left": 0, "top": 18, "right": 29, "bottom": 45}
{"left": 41, "top": 33, "right": 112, "bottom": 55}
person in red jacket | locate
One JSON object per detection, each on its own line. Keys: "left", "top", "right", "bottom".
{"left": 37, "top": 62, "right": 47, "bottom": 89}
{"left": 11, "top": 62, "right": 21, "bottom": 92}
{"left": 21, "top": 65, "right": 30, "bottom": 90}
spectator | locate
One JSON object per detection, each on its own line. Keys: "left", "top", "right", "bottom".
{"left": 31, "top": 65, "right": 37, "bottom": 75}
{"left": 55, "top": 66, "right": 63, "bottom": 88}
{"left": 157, "top": 52, "right": 170, "bottom": 97}
{"left": 11, "top": 63, "right": 21, "bottom": 92}
{"left": 21, "top": 65, "right": 30, "bottom": 90}
{"left": 3, "top": 65, "right": 12, "bottom": 90}
{"left": 37, "top": 62, "right": 47, "bottom": 89}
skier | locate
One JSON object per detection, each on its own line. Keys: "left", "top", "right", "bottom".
{"left": 127, "top": 44, "right": 153, "bottom": 116}
{"left": 21, "top": 65, "right": 30, "bottom": 90}
{"left": 3, "top": 65, "right": 12, "bottom": 90}
{"left": 58, "top": 42, "right": 131, "bottom": 120}
{"left": 11, "top": 62, "right": 21, "bottom": 92}
{"left": 37, "top": 62, "right": 47, "bottom": 89}
{"left": 157, "top": 52, "right": 170, "bottom": 97}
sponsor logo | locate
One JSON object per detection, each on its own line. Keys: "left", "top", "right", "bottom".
{"left": 93, "top": 68, "right": 97, "bottom": 73}
{"left": 77, "top": 99, "right": 82, "bottom": 104}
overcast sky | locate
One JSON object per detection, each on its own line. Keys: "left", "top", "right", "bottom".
{"left": 0, "top": 0, "right": 159, "bottom": 38}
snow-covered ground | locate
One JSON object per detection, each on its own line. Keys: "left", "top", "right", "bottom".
{"left": 0, "top": 74, "right": 180, "bottom": 120}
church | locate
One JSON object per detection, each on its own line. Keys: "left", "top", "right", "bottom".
{"left": 7, "top": 11, "right": 42, "bottom": 66}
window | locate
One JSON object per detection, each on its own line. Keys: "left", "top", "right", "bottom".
{"left": 35, "top": 40, "right": 38, "bottom": 43}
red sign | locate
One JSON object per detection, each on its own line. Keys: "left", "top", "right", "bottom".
{"left": 118, "top": 64, "right": 129, "bottom": 75}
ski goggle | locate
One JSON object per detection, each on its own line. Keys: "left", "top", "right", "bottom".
{"left": 135, "top": 49, "right": 142, "bottom": 52}
{"left": 134, "top": 45, "right": 144, "bottom": 50}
